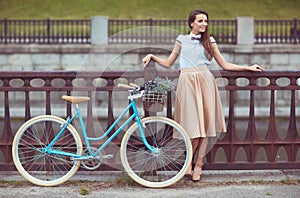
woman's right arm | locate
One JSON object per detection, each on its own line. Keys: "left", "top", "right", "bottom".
{"left": 142, "top": 42, "right": 180, "bottom": 68}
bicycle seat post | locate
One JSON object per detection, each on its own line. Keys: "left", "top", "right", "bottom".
{"left": 75, "top": 104, "right": 79, "bottom": 111}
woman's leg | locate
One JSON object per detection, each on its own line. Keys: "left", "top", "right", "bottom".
{"left": 186, "top": 138, "right": 200, "bottom": 175}
{"left": 192, "top": 137, "right": 208, "bottom": 181}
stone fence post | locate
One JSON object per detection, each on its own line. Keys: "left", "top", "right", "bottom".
{"left": 237, "top": 16, "right": 255, "bottom": 45}
{"left": 91, "top": 16, "right": 109, "bottom": 45}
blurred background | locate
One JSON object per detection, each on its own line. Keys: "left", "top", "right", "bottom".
{"left": 1, "top": 0, "right": 300, "bottom": 20}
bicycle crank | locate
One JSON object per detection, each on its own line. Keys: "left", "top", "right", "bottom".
{"left": 80, "top": 147, "right": 103, "bottom": 170}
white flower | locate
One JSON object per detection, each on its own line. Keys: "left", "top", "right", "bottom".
{"left": 143, "top": 77, "right": 176, "bottom": 102}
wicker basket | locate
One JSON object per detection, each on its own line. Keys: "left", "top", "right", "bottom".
{"left": 142, "top": 92, "right": 165, "bottom": 112}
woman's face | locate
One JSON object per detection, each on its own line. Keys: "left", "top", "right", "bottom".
{"left": 190, "top": 14, "right": 208, "bottom": 34}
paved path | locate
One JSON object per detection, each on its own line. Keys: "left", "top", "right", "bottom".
{"left": 0, "top": 170, "right": 299, "bottom": 198}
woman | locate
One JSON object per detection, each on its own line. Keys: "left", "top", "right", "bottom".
{"left": 142, "top": 9, "right": 263, "bottom": 182}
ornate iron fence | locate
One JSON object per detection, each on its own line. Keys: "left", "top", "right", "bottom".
{"left": 0, "top": 66, "right": 299, "bottom": 171}
{"left": 108, "top": 19, "right": 237, "bottom": 44}
{"left": 0, "top": 19, "right": 90, "bottom": 44}
{"left": 0, "top": 18, "right": 299, "bottom": 44}
{"left": 255, "top": 18, "right": 300, "bottom": 44}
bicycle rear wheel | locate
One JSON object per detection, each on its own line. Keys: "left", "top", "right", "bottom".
{"left": 12, "top": 115, "right": 82, "bottom": 186}
{"left": 120, "top": 116, "right": 192, "bottom": 188}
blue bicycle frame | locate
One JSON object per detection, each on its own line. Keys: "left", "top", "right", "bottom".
{"left": 44, "top": 97, "right": 156, "bottom": 159}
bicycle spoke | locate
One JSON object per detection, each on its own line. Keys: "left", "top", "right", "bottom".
{"left": 121, "top": 117, "right": 192, "bottom": 188}
{"left": 12, "top": 115, "right": 82, "bottom": 186}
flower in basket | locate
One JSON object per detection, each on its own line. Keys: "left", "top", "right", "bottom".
{"left": 143, "top": 77, "right": 176, "bottom": 103}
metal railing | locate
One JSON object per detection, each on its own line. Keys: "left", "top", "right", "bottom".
{"left": 0, "top": 18, "right": 299, "bottom": 44}
{"left": 255, "top": 18, "right": 300, "bottom": 44}
{"left": 0, "top": 19, "right": 90, "bottom": 44}
{"left": 1, "top": 66, "right": 299, "bottom": 171}
{"left": 108, "top": 19, "right": 237, "bottom": 44}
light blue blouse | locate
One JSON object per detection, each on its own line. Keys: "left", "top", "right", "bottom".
{"left": 176, "top": 33, "right": 216, "bottom": 69}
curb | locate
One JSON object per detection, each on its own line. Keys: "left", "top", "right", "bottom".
{"left": 1, "top": 169, "right": 299, "bottom": 183}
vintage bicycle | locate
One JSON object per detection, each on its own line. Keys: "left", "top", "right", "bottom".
{"left": 12, "top": 83, "right": 192, "bottom": 188}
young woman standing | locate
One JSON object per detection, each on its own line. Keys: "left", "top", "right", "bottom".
{"left": 142, "top": 9, "right": 263, "bottom": 181}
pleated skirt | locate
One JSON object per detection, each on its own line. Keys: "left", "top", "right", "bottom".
{"left": 174, "top": 66, "right": 227, "bottom": 139}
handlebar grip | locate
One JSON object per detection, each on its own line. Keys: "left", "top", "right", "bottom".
{"left": 129, "top": 83, "right": 139, "bottom": 88}
{"left": 118, "top": 83, "right": 134, "bottom": 89}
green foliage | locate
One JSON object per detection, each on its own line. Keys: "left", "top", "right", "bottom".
{"left": 79, "top": 185, "right": 90, "bottom": 195}
{"left": 0, "top": 0, "right": 299, "bottom": 20}
{"left": 115, "top": 175, "right": 138, "bottom": 186}
{"left": 266, "top": 192, "right": 272, "bottom": 196}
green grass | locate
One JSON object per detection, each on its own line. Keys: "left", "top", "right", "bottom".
{"left": 79, "top": 185, "right": 90, "bottom": 196}
{"left": 0, "top": 0, "right": 299, "bottom": 20}
{"left": 266, "top": 192, "right": 272, "bottom": 196}
{"left": 115, "top": 175, "right": 139, "bottom": 186}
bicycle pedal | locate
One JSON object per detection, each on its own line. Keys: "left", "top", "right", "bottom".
{"left": 71, "top": 156, "right": 93, "bottom": 161}
{"left": 102, "top": 154, "right": 113, "bottom": 159}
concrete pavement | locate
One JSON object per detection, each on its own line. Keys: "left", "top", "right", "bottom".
{"left": 0, "top": 169, "right": 299, "bottom": 197}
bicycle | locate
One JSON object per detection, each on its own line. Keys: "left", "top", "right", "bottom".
{"left": 12, "top": 83, "right": 192, "bottom": 188}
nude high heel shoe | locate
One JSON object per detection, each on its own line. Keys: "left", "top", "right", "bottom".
{"left": 191, "top": 163, "right": 203, "bottom": 182}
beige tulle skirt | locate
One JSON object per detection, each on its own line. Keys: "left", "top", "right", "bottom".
{"left": 174, "top": 66, "right": 227, "bottom": 139}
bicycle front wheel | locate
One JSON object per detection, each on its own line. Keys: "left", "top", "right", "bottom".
{"left": 12, "top": 115, "right": 83, "bottom": 186}
{"left": 120, "top": 116, "right": 192, "bottom": 188}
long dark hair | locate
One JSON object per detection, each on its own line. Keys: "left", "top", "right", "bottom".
{"left": 188, "top": 10, "right": 213, "bottom": 57}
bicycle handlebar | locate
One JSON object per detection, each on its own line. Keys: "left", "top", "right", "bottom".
{"left": 129, "top": 83, "right": 139, "bottom": 88}
{"left": 118, "top": 83, "right": 135, "bottom": 90}
{"left": 118, "top": 83, "right": 144, "bottom": 99}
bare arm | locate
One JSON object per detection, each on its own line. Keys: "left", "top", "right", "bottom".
{"left": 212, "top": 43, "right": 263, "bottom": 71}
{"left": 142, "top": 42, "right": 180, "bottom": 68}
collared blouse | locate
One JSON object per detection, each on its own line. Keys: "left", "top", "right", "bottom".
{"left": 176, "top": 33, "right": 216, "bottom": 69}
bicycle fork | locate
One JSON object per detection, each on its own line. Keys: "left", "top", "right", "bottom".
{"left": 130, "top": 101, "right": 158, "bottom": 154}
